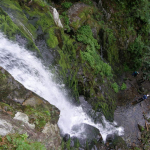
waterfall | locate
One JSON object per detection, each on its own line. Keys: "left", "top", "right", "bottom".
{"left": 0, "top": 33, "right": 123, "bottom": 141}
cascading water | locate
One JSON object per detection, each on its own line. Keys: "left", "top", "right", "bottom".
{"left": 0, "top": 33, "right": 124, "bottom": 141}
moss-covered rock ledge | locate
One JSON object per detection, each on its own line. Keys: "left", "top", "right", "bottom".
{"left": 0, "top": 66, "right": 61, "bottom": 150}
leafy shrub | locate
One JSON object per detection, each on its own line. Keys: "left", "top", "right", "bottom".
{"left": 127, "top": 35, "right": 144, "bottom": 69}
{"left": 77, "top": 25, "right": 113, "bottom": 78}
{"left": 60, "top": 12, "right": 70, "bottom": 32}
{"left": 0, "top": 133, "right": 46, "bottom": 150}
{"left": 111, "top": 82, "right": 119, "bottom": 93}
{"left": 77, "top": 25, "right": 100, "bottom": 49}
{"left": 123, "top": 63, "right": 131, "bottom": 72}
{"left": 61, "top": 2, "right": 72, "bottom": 9}
{"left": 121, "top": 83, "right": 127, "bottom": 90}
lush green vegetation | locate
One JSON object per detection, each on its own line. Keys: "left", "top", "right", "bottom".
{"left": 0, "top": 133, "right": 46, "bottom": 150}
{"left": 60, "top": 12, "right": 70, "bottom": 32}
{"left": 24, "top": 105, "right": 51, "bottom": 130}
{"left": 111, "top": 82, "right": 119, "bottom": 93}
{"left": 61, "top": 2, "right": 73, "bottom": 9}
{"left": 77, "top": 25, "right": 113, "bottom": 78}
{"left": 58, "top": 32, "right": 79, "bottom": 99}
{"left": 121, "top": 83, "right": 127, "bottom": 90}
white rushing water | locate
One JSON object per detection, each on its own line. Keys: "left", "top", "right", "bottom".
{"left": 0, "top": 33, "right": 124, "bottom": 141}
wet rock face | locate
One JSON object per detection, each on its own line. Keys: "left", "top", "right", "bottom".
{"left": 62, "top": 123, "right": 105, "bottom": 149}
{"left": 106, "top": 134, "right": 128, "bottom": 150}
{"left": 71, "top": 123, "right": 103, "bottom": 148}
{"left": 63, "top": 133, "right": 70, "bottom": 142}
{"left": 0, "top": 66, "right": 61, "bottom": 149}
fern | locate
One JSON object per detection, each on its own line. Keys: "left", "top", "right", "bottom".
{"left": 77, "top": 25, "right": 113, "bottom": 78}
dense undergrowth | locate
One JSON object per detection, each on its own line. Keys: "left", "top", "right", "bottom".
{"left": 0, "top": 133, "right": 46, "bottom": 150}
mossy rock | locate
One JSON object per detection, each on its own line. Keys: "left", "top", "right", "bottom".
{"left": 0, "top": 67, "right": 60, "bottom": 131}
{"left": 0, "top": 0, "right": 37, "bottom": 40}
{"left": 45, "top": 27, "right": 59, "bottom": 48}
{"left": 68, "top": 3, "right": 95, "bottom": 31}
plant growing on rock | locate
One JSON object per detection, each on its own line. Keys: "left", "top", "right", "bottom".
{"left": 0, "top": 133, "right": 46, "bottom": 150}
{"left": 77, "top": 25, "right": 113, "bottom": 78}
{"left": 61, "top": 2, "right": 72, "bottom": 9}
{"left": 111, "top": 82, "right": 119, "bottom": 93}
{"left": 121, "top": 83, "right": 127, "bottom": 90}
{"left": 60, "top": 12, "right": 70, "bottom": 32}
{"left": 127, "top": 35, "right": 144, "bottom": 69}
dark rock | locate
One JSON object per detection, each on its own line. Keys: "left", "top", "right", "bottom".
{"left": 71, "top": 123, "right": 103, "bottom": 148}
{"left": 63, "top": 133, "right": 70, "bottom": 142}
{"left": 139, "top": 86, "right": 145, "bottom": 93}
{"left": 68, "top": 3, "right": 94, "bottom": 31}
{"left": 106, "top": 134, "right": 115, "bottom": 143}
{"left": 106, "top": 134, "right": 128, "bottom": 149}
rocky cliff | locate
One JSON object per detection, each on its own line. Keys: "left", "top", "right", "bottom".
{"left": 0, "top": 66, "right": 61, "bottom": 149}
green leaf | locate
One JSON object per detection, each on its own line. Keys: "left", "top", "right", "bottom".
{"left": 6, "top": 135, "right": 11, "bottom": 142}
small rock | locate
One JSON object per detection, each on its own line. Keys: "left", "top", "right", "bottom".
{"left": 13, "top": 112, "right": 35, "bottom": 129}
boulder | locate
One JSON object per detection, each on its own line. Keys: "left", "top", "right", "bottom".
{"left": 71, "top": 123, "right": 103, "bottom": 148}
{"left": 0, "top": 66, "right": 61, "bottom": 150}
{"left": 68, "top": 3, "right": 98, "bottom": 32}
{"left": 106, "top": 134, "right": 128, "bottom": 150}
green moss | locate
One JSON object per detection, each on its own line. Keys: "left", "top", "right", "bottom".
{"left": 102, "top": 27, "right": 119, "bottom": 65}
{"left": 127, "top": 35, "right": 144, "bottom": 69}
{"left": 1, "top": 0, "right": 37, "bottom": 40}
{"left": 61, "top": 2, "right": 73, "bottom": 9}
{"left": 70, "top": 7, "right": 93, "bottom": 31}
{"left": 24, "top": 105, "right": 51, "bottom": 130}
{"left": 0, "top": 133, "right": 46, "bottom": 150}
{"left": 0, "top": 2, "right": 41, "bottom": 55}
{"left": 0, "top": 8, "right": 18, "bottom": 40}
{"left": 111, "top": 82, "right": 119, "bottom": 93}
{"left": 35, "top": 12, "right": 54, "bottom": 32}
{"left": 57, "top": 32, "right": 79, "bottom": 99}
{"left": 77, "top": 25, "right": 113, "bottom": 78}
{"left": 71, "top": 20, "right": 80, "bottom": 31}
{"left": 121, "top": 83, "right": 127, "bottom": 90}
{"left": 46, "top": 27, "right": 59, "bottom": 48}
{"left": 0, "top": 102, "right": 15, "bottom": 116}
{"left": 24, "top": 6, "right": 58, "bottom": 49}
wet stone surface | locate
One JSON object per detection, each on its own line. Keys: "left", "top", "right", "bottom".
{"left": 114, "top": 71, "right": 150, "bottom": 147}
